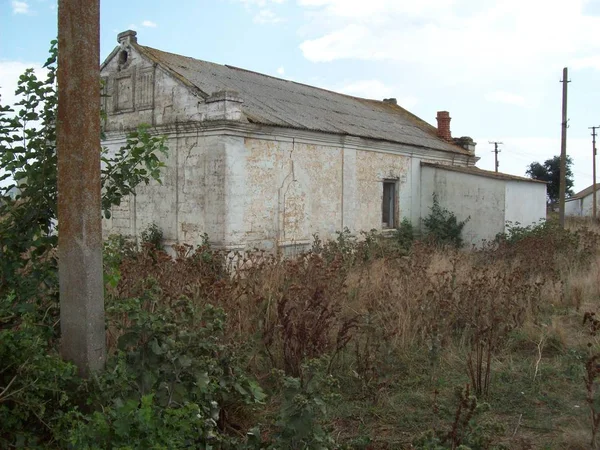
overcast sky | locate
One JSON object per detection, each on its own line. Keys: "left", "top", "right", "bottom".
{"left": 2, "top": 0, "right": 600, "bottom": 192}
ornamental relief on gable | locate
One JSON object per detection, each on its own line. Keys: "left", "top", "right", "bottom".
{"left": 106, "top": 66, "right": 155, "bottom": 115}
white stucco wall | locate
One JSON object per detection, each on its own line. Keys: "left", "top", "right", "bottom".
{"left": 102, "top": 131, "right": 228, "bottom": 248}
{"left": 504, "top": 180, "right": 547, "bottom": 228}
{"left": 581, "top": 193, "right": 600, "bottom": 216}
{"left": 103, "top": 130, "right": 420, "bottom": 251}
{"left": 232, "top": 136, "right": 413, "bottom": 251}
{"left": 420, "top": 166, "right": 547, "bottom": 246}
{"left": 565, "top": 199, "right": 582, "bottom": 216}
{"left": 566, "top": 191, "right": 600, "bottom": 217}
{"left": 421, "top": 166, "right": 506, "bottom": 246}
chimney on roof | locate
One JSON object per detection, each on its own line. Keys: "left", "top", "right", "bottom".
{"left": 436, "top": 111, "right": 452, "bottom": 141}
{"left": 383, "top": 98, "right": 397, "bottom": 105}
{"left": 117, "top": 30, "right": 137, "bottom": 47}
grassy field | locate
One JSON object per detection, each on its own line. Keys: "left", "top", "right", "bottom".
{"left": 102, "top": 217, "right": 600, "bottom": 449}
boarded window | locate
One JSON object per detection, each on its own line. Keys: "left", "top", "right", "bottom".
{"left": 137, "top": 68, "right": 154, "bottom": 109}
{"left": 382, "top": 181, "right": 396, "bottom": 228}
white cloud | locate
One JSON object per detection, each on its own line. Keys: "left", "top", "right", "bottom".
{"left": 484, "top": 91, "right": 527, "bottom": 107}
{"left": 571, "top": 55, "right": 600, "bottom": 71}
{"left": 253, "top": 9, "right": 283, "bottom": 24}
{"left": 334, "top": 79, "right": 418, "bottom": 108}
{"left": 298, "top": 0, "right": 454, "bottom": 21}
{"left": 277, "top": 66, "right": 285, "bottom": 75}
{"left": 0, "top": 61, "right": 47, "bottom": 110}
{"left": 236, "top": 0, "right": 286, "bottom": 23}
{"left": 142, "top": 20, "right": 157, "bottom": 28}
{"left": 238, "top": 0, "right": 285, "bottom": 6}
{"left": 297, "top": 0, "right": 600, "bottom": 84}
{"left": 12, "top": 1, "right": 30, "bottom": 14}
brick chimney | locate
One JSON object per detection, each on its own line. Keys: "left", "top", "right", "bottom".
{"left": 436, "top": 111, "right": 452, "bottom": 141}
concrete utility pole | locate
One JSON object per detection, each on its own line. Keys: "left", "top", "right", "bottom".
{"left": 489, "top": 141, "right": 503, "bottom": 173}
{"left": 57, "top": 0, "right": 105, "bottom": 376}
{"left": 591, "top": 126, "right": 599, "bottom": 220}
{"left": 559, "top": 67, "right": 570, "bottom": 228}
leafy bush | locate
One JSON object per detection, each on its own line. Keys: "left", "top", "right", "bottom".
{"left": 69, "top": 395, "right": 217, "bottom": 450}
{"left": 140, "top": 222, "right": 164, "bottom": 250}
{"left": 496, "top": 220, "right": 555, "bottom": 244}
{"left": 395, "top": 217, "right": 415, "bottom": 250}
{"left": 71, "top": 292, "right": 266, "bottom": 449}
{"left": 0, "top": 293, "right": 80, "bottom": 448}
{"left": 423, "top": 195, "right": 469, "bottom": 248}
{"left": 266, "top": 359, "right": 339, "bottom": 449}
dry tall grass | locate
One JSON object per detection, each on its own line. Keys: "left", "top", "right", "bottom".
{"left": 110, "top": 220, "right": 599, "bottom": 376}
{"left": 105, "top": 219, "right": 600, "bottom": 447}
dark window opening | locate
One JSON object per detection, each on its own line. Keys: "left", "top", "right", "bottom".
{"left": 382, "top": 181, "right": 396, "bottom": 228}
{"left": 118, "top": 50, "right": 128, "bottom": 65}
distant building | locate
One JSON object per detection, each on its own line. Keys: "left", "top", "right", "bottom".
{"left": 100, "top": 30, "right": 546, "bottom": 251}
{"left": 565, "top": 184, "right": 600, "bottom": 217}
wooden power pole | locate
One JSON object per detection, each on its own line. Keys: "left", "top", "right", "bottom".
{"left": 489, "top": 141, "right": 503, "bottom": 172}
{"left": 591, "top": 126, "right": 599, "bottom": 220}
{"left": 57, "top": 0, "right": 105, "bottom": 376}
{"left": 559, "top": 67, "right": 570, "bottom": 228}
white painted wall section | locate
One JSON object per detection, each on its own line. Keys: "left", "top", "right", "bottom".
{"left": 504, "top": 181, "right": 547, "bottom": 228}
{"left": 421, "top": 166, "right": 505, "bottom": 246}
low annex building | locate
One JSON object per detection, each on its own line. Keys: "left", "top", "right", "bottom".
{"left": 101, "top": 30, "right": 547, "bottom": 250}
{"left": 565, "top": 184, "right": 600, "bottom": 217}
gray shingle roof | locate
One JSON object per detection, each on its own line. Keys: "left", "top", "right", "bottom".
{"left": 134, "top": 44, "right": 472, "bottom": 156}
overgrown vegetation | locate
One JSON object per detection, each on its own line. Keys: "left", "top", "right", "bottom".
{"left": 3, "top": 41, "right": 600, "bottom": 449}
{"left": 5, "top": 213, "right": 599, "bottom": 448}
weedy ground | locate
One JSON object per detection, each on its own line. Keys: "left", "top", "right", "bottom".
{"left": 106, "top": 217, "right": 600, "bottom": 449}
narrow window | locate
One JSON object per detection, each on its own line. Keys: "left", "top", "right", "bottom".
{"left": 382, "top": 181, "right": 396, "bottom": 228}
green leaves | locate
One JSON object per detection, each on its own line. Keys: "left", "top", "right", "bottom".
{"left": 423, "top": 195, "right": 470, "bottom": 248}
{"left": 73, "top": 294, "right": 268, "bottom": 448}
{"left": 101, "top": 125, "right": 168, "bottom": 219}
{"left": 0, "top": 38, "right": 168, "bottom": 302}
{"left": 526, "top": 155, "right": 574, "bottom": 204}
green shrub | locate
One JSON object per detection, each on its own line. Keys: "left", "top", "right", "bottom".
{"left": 423, "top": 195, "right": 469, "bottom": 248}
{"left": 268, "top": 359, "right": 339, "bottom": 449}
{"left": 69, "top": 394, "right": 225, "bottom": 450}
{"left": 495, "top": 220, "right": 553, "bottom": 244}
{"left": 140, "top": 223, "right": 163, "bottom": 250}
{"left": 68, "top": 290, "right": 266, "bottom": 449}
{"left": 395, "top": 217, "right": 415, "bottom": 250}
{"left": 0, "top": 293, "right": 80, "bottom": 448}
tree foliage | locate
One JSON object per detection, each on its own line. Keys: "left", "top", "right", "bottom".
{"left": 0, "top": 40, "right": 168, "bottom": 300}
{"left": 526, "top": 155, "right": 574, "bottom": 204}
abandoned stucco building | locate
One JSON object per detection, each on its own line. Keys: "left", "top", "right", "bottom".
{"left": 100, "top": 30, "right": 547, "bottom": 250}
